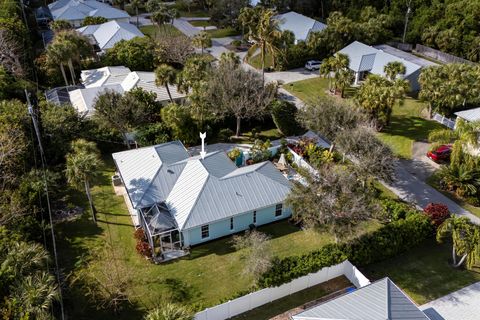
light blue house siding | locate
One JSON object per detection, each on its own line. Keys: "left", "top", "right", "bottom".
{"left": 182, "top": 203, "right": 292, "bottom": 246}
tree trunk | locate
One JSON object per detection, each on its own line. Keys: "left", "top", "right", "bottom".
{"left": 452, "top": 246, "right": 457, "bottom": 265}
{"left": 136, "top": 7, "right": 139, "bottom": 26}
{"left": 123, "top": 132, "right": 131, "bottom": 149}
{"left": 85, "top": 180, "right": 97, "bottom": 224}
{"left": 165, "top": 84, "right": 173, "bottom": 102}
{"left": 428, "top": 103, "right": 433, "bottom": 119}
{"left": 235, "top": 117, "right": 241, "bottom": 137}
{"left": 68, "top": 59, "right": 76, "bottom": 85}
{"left": 453, "top": 254, "right": 468, "bottom": 268}
{"left": 60, "top": 64, "right": 69, "bottom": 87}
{"left": 261, "top": 46, "right": 265, "bottom": 84}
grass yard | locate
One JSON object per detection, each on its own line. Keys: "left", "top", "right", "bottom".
{"left": 426, "top": 173, "right": 480, "bottom": 218}
{"left": 139, "top": 24, "right": 183, "bottom": 39}
{"left": 231, "top": 128, "right": 283, "bottom": 144}
{"left": 57, "top": 159, "right": 382, "bottom": 319}
{"left": 179, "top": 10, "right": 210, "bottom": 17}
{"left": 282, "top": 77, "right": 357, "bottom": 104}
{"left": 363, "top": 239, "right": 480, "bottom": 305}
{"left": 207, "top": 27, "right": 240, "bottom": 38}
{"left": 231, "top": 276, "right": 351, "bottom": 320}
{"left": 377, "top": 98, "right": 444, "bottom": 159}
{"left": 189, "top": 20, "right": 212, "bottom": 27}
{"left": 247, "top": 52, "right": 274, "bottom": 70}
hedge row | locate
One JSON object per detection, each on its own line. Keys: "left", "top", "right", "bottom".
{"left": 258, "top": 213, "right": 433, "bottom": 288}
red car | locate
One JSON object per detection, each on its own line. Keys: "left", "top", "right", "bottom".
{"left": 427, "top": 145, "right": 452, "bottom": 162}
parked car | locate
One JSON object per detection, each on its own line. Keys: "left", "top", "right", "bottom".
{"left": 304, "top": 60, "right": 322, "bottom": 71}
{"left": 427, "top": 144, "right": 452, "bottom": 162}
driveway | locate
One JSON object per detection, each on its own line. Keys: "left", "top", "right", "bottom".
{"left": 421, "top": 282, "right": 480, "bottom": 320}
{"left": 173, "top": 18, "right": 200, "bottom": 36}
{"left": 265, "top": 68, "right": 318, "bottom": 84}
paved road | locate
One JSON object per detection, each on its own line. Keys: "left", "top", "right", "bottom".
{"left": 387, "top": 163, "right": 480, "bottom": 224}
{"left": 421, "top": 282, "right": 480, "bottom": 320}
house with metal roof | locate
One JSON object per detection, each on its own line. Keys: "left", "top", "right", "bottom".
{"left": 112, "top": 141, "right": 292, "bottom": 260}
{"left": 292, "top": 277, "right": 431, "bottom": 320}
{"left": 77, "top": 20, "right": 144, "bottom": 53}
{"left": 274, "top": 11, "right": 327, "bottom": 43}
{"left": 455, "top": 107, "right": 480, "bottom": 124}
{"left": 48, "top": 0, "right": 130, "bottom": 27}
{"left": 338, "top": 41, "right": 437, "bottom": 91}
{"left": 68, "top": 66, "right": 185, "bottom": 115}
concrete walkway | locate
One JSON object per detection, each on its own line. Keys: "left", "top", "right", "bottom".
{"left": 421, "top": 282, "right": 480, "bottom": 320}
{"left": 173, "top": 18, "right": 200, "bottom": 36}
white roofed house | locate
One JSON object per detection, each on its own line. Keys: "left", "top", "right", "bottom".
{"left": 48, "top": 0, "right": 130, "bottom": 27}
{"left": 274, "top": 11, "right": 327, "bottom": 43}
{"left": 338, "top": 41, "right": 437, "bottom": 91}
{"left": 77, "top": 20, "right": 144, "bottom": 53}
{"left": 112, "top": 141, "right": 292, "bottom": 261}
{"left": 68, "top": 66, "right": 185, "bottom": 115}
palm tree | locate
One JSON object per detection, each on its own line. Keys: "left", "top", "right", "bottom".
{"left": 145, "top": 303, "right": 193, "bottom": 320}
{"left": 151, "top": 7, "right": 169, "bottom": 35}
{"left": 155, "top": 64, "right": 177, "bottom": 102}
{"left": 66, "top": 139, "right": 103, "bottom": 224}
{"left": 130, "top": 0, "right": 143, "bottom": 26}
{"left": 191, "top": 31, "right": 212, "bottom": 54}
{"left": 319, "top": 57, "right": 334, "bottom": 92}
{"left": 245, "top": 9, "right": 281, "bottom": 83}
{"left": 324, "top": 53, "right": 351, "bottom": 96}
{"left": 437, "top": 216, "right": 480, "bottom": 268}
{"left": 45, "top": 41, "right": 70, "bottom": 86}
{"left": 384, "top": 61, "right": 406, "bottom": 81}
{"left": 335, "top": 68, "right": 354, "bottom": 98}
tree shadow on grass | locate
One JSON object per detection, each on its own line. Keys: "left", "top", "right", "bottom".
{"left": 382, "top": 115, "right": 443, "bottom": 142}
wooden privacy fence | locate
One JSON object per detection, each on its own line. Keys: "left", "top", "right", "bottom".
{"left": 415, "top": 44, "right": 474, "bottom": 65}
{"left": 194, "top": 260, "right": 370, "bottom": 320}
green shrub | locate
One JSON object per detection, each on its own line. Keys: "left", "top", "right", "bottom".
{"left": 258, "top": 212, "right": 433, "bottom": 288}
{"left": 381, "top": 199, "right": 417, "bottom": 221}
{"left": 271, "top": 100, "right": 303, "bottom": 136}
{"left": 230, "top": 40, "right": 241, "bottom": 47}
{"left": 218, "top": 128, "right": 234, "bottom": 141}
{"left": 466, "top": 196, "right": 480, "bottom": 207}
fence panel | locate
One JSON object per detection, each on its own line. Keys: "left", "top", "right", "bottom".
{"left": 194, "top": 260, "right": 370, "bottom": 320}
{"left": 415, "top": 44, "right": 473, "bottom": 64}
{"left": 433, "top": 113, "right": 456, "bottom": 129}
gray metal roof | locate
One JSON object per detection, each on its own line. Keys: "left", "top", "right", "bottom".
{"left": 48, "top": 0, "right": 130, "bottom": 22}
{"left": 113, "top": 141, "right": 292, "bottom": 231}
{"left": 77, "top": 20, "right": 144, "bottom": 50}
{"left": 274, "top": 11, "right": 326, "bottom": 42}
{"left": 455, "top": 107, "right": 480, "bottom": 122}
{"left": 293, "top": 278, "right": 430, "bottom": 320}
{"left": 338, "top": 41, "right": 434, "bottom": 78}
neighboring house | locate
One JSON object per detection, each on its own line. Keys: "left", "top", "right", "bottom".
{"left": 77, "top": 20, "right": 144, "bottom": 53}
{"left": 35, "top": 6, "right": 53, "bottom": 27}
{"left": 48, "top": 0, "right": 130, "bottom": 27}
{"left": 338, "top": 41, "right": 437, "bottom": 91}
{"left": 112, "top": 141, "right": 292, "bottom": 259}
{"left": 274, "top": 11, "right": 327, "bottom": 43}
{"left": 455, "top": 107, "right": 480, "bottom": 124}
{"left": 292, "top": 277, "right": 431, "bottom": 320}
{"left": 68, "top": 66, "right": 185, "bottom": 115}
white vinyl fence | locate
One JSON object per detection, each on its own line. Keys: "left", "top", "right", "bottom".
{"left": 432, "top": 113, "right": 456, "bottom": 129}
{"left": 194, "top": 260, "right": 370, "bottom": 320}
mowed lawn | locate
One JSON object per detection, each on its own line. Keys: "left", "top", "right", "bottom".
{"left": 57, "top": 160, "right": 382, "bottom": 319}
{"left": 363, "top": 239, "right": 480, "bottom": 305}
{"left": 283, "top": 77, "right": 442, "bottom": 159}
{"left": 140, "top": 24, "right": 184, "bottom": 39}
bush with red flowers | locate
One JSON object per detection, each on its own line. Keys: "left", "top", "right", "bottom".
{"left": 134, "top": 228, "right": 146, "bottom": 241}
{"left": 423, "top": 203, "right": 450, "bottom": 227}
{"left": 136, "top": 240, "right": 152, "bottom": 258}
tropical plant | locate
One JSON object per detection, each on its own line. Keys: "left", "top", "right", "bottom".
{"left": 155, "top": 64, "right": 177, "bottom": 102}
{"left": 437, "top": 216, "right": 480, "bottom": 269}
{"left": 191, "top": 31, "right": 212, "bottom": 54}
{"left": 320, "top": 53, "right": 352, "bottom": 96}
{"left": 144, "top": 303, "right": 194, "bottom": 320}
{"left": 66, "top": 139, "right": 103, "bottom": 223}
{"left": 105, "top": 37, "right": 155, "bottom": 71}
{"left": 49, "top": 19, "right": 72, "bottom": 32}
{"left": 384, "top": 61, "right": 406, "bottom": 81}
{"left": 423, "top": 203, "right": 450, "bottom": 227}
{"left": 249, "top": 139, "right": 272, "bottom": 163}
{"left": 81, "top": 16, "right": 108, "bottom": 26}
{"left": 245, "top": 8, "right": 282, "bottom": 82}
{"left": 151, "top": 6, "right": 170, "bottom": 34}
{"left": 129, "top": 0, "right": 144, "bottom": 26}
{"left": 219, "top": 51, "right": 241, "bottom": 68}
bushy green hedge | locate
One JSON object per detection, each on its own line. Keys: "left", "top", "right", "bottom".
{"left": 258, "top": 213, "right": 433, "bottom": 288}
{"left": 271, "top": 100, "right": 303, "bottom": 136}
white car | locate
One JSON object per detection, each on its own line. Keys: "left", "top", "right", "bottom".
{"left": 305, "top": 60, "right": 322, "bottom": 71}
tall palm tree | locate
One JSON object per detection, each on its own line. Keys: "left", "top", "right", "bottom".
{"left": 130, "top": 0, "right": 144, "bottom": 26}
{"left": 45, "top": 41, "right": 70, "bottom": 86}
{"left": 328, "top": 53, "right": 350, "bottom": 96}
{"left": 191, "top": 31, "right": 212, "bottom": 54}
{"left": 151, "top": 7, "right": 169, "bottom": 35}
{"left": 384, "top": 61, "right": 406, "bottom": 81}
{"left": 155, "top": 64, "right": 177, "bottom": 102}
{"left": 245, "top": 9, "right": 281, "bottom": 83}
{"left": 144, "top": 303, "right": 193, "bottom": 320}
{"left": 319, "top": 57, "right": 334, "bottom": 92}
{"left": 66, "top": 139, "right": 103, "bottom": 224}
{"left": 437, "top": 216, "right": 480, "bottom": 268}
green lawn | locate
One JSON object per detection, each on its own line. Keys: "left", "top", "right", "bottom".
{"left": 363, "top": 239, "right": 480, "bottom": 305}
{"left": 283, "top": 77, "right": 442, "bottom": 159}
{"left": 231, "top": 276, "right": 351, "bottom": 320}
{"left": 247, "top": 52, "right": 274, "bottom": 70}
{"left": 139, "top": 24, "right": 183, "bottom": 39}
{"left": 426, "top": 173, "right": 480, "bottom": 218}
{"left": 189, "top": 20, "right": 212, "bottom": 27}
{"left": 231, "top": 128, "right": 283, "bottom": 144}
{"left": 57, "top": 159, "right": 382, "bottom": 319}
{"left": 207, "top": 27, "right": 240, "bottom": 38}
{"left": 180, "top": 10, "right": 210, "bottom": 17}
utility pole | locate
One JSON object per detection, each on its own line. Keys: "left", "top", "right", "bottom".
{"left": 402, "top": 0, "right": 412, "bottom": 43}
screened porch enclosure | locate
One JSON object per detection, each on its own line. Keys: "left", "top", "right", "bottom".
{"left": 139, "top": 203, "right": 186, "bottom": 260}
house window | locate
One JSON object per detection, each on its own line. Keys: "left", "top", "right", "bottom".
{"left": 275, "top": 204, "right": 283, "bottom": 217}
{"left": 253, "top": 211, "right": 257, "bottom": 224}
{"left": 201, "top": 225, "right": 209, "bottom": 239}
{"left": 230, "top": 217, "right": 234, "bottom": 230}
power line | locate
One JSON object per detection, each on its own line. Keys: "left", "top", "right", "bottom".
{"left": 26, "top": 90, "right": 66, "bottom": 320}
